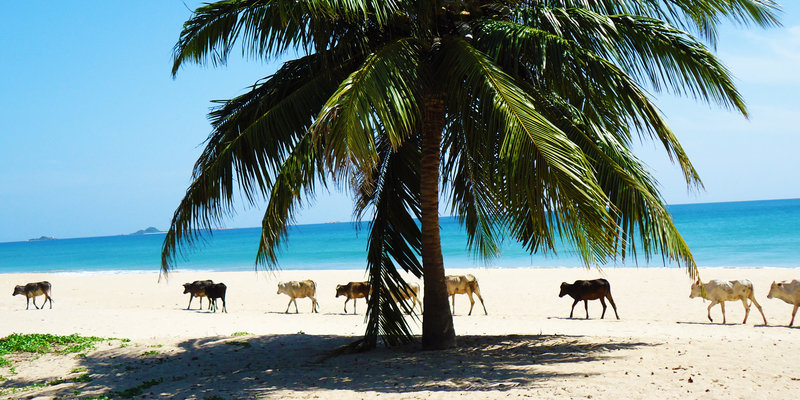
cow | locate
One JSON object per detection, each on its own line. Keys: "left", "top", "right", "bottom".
{"left": 206, "top": 283, "right": 227, "bottom": 313}
{"left": 390, "top": 282, "right": 423, "bottom": 314}
{"left": 445, "top": 274, "right": 487, "bottom": 315}
{"left": 689, "top": 279, "right": 767, "bottom": 325}
{"left": 558, "top": 279, "right": 619, "bottom": 319}
{"left": 766, "top": 280, "right": 800, "bottom": 326}
{"left": 12, "top": 281, "right": 53, "bottom": 310}
{"left": 335, "top": 281, "right": 370, "bottom": 314}
{"left": 182, "top": 280, "right": 214, "bottom": 310}
{"left": 277, "top": 280, "right": 319, "bottom": 313}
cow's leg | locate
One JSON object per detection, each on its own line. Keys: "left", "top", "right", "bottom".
{"left": 353, "top": 298, "right": 357, "bottom": 315}
{"left": 606, "top": 293, "right": 619, "bottom": 320}
{"left": 720, "top": 301, "right": 727, "bottom": 324}
{"left": 584, "top": 300, "right": 589, "bottom": 319}
{"left": 790, "top": 304, "right": 798, "bottom": 327}
{"left": 740, "top": 298, "right": 750, "bottom": 324}
{"left": 473, "top": 287, "right": 488, "bottom": 315}
{"left": 467, "top": 292, "right": 476, "bottom": 316}
{"left": 343, "top": 298, "right": 349, "bottom": 314}
{"left": 749, "top": 295, "right": 767, "bottom": 325}
{"left": 45, "top": 293, "right": 53, "bottom": 309}
{"left": 310, "top": 296, "right": 319, "bottom": 313}
{"left": 187, "top": 295, "right": 194, "bottom": 310}
{"left": 26, "top": 297, "right": 30, "bottom": 310}
{"left": 451, "top": 294, "right": 456, "bottom": 315}
{"left": 570, "top": 299, "right": 579, "bottom": 318}
{"left": 600, "top": 298, "right": 607, "bottom": 319}
{"left": 284, "top": 298, "right": 293, "bottom": 313}
{"left": 706, "top": 300, "right": 718, "bottom": 322}
{"left": 33, "top": 297, "right": 40, "bottom": 310}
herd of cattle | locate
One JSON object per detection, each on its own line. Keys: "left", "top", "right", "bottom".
{"left": 10, "top": 276, "right": 800, "bottom": 326}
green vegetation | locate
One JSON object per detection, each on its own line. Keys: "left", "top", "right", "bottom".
{"left": 71, "top": 367, "right": 87, "bottom": 373}
{"left": 139, "top": 350, "right": 159, "bottom": 357}
{"left": 0, "top": 333, "right": 108, "bottom": 366}
{"left": 226, "top": 340, "right": 250, "bottom": 348}
{"left": 72, "top": 373, "right": 92, "bottom": 383}
{"left": 231, "top": 332, "right": 250, "bottom": 337}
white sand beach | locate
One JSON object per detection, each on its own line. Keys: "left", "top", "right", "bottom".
{"left": 1, "top": 267, "right": 799, "bottom": 399}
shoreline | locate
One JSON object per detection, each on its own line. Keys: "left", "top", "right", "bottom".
{"left": 1, "top": 263, "right": 798, "bottom": 277}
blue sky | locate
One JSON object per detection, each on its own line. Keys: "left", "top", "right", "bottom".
{"left": 1, "top": 2, "right": 798, "bottom": 243}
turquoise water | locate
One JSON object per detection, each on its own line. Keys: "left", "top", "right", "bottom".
{"left": 1, "top": 199, "right": 798, "bottom": 273}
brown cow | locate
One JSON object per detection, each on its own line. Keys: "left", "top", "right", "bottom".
{"left": 183, "top": 280, "right": 214, "bottom": 310}
{"left": 13, "top": 281, "right": 53, "bottom": 310}
{"left": 559, "top": 279, "right": 619, "bottom": 319}
{"left": 335, "top": 281, "right": 370, "bottom": 314}
{"left": 445, "top": 274, "right": 487, "bottom": 315}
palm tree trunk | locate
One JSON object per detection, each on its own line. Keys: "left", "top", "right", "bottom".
{"left": 420, "top": 90, "right": 456, "bottom": 350}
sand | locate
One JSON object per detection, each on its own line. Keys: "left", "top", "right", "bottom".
{"left": 1, "top": 267, "right": 799, "bottom": 399}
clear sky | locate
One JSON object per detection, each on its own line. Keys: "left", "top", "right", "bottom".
{"left": 1, "top": 1, "right": 798, "bottom": 243}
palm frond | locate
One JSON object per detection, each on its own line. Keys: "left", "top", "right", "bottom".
{"left": 439, "top": 37, "right": 618, "bottom": 265}
{"left": 172, "top": 0, "right": 403, "bottom": 75}
{"left": 473, "top": 18, "right": 703, "bottom": 188}
{"left": 356, "top": 134, "right": 423, "bottom": 348}
{"left": 161, "top": 55, "right": 345, "bottom": 273}
{"left": 311, "top": 38, "right": 422, "bottom": 181}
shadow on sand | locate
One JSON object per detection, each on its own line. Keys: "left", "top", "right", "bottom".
{"left": 2, "top": 334, "right": 653, "bottom": 399}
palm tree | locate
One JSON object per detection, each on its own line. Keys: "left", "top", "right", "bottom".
{"left": 162, "top": 0, "right": 779, "bottom": 350}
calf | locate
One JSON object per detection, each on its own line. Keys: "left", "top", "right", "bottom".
{"left": 445, "top": 274, "right": 487, "bottom": 315}
{"left": 12, "top": 281, "right": 53, "bottom": 310}
{"left": 205, "top": 283, "right": 227, "bottom": 313}
{"left": 277, "top": 280, "right": 319, "bottom": 313}
{"left": 558, "top": 279, "right": 619, "bottom": 319}
{"left": 335, "top": 281, "right": 370, "bottom": 314}
{"left": 183, "top": 280, "right": 214, "bottom": 310}
{"left": 766, "top": 280, "right": 800, "bottom": 326}
{"left": 690, "top": 279, "right": 767, "bottom": 325}
{"left": 390, "top": 282, "right": 423, "bottom": 314}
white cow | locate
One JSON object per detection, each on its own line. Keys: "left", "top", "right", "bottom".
{"left": 445, "top": 274, "right": 487, "bottom": 316}
{"left": 390, "top": 283, "right": 423, "bottom": 314}
{"left": 767, "top": 280, "right": 800, "bottom": 327}
{"left": 277, "top": 280, "right": 319, "bottom": 313}
{"left": 689, "top": 279, "right": 767, "bottom": 325}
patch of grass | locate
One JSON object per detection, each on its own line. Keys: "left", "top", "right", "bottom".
{"left": 140, "top": 350, "right": 159, "bottom": 357}
{"left": 231, "top": 331, "right": 251, "bottom": 337}
{"left": 226, "top": 340, "right": 251, "bottom": 348}
{"left": 71, "top": 367, "right": 87, "bottom": 373}
{"left": 0, "top": 333, "right": 109, "bottom": 366}
{"left": 72, "top": 373, "right": 92, "bottom": 383}
{"left": 147, "top": 344, "right": 163, "bottom": 348}
{"left": 109, "top": 377, "right": 164, "bottom": 399}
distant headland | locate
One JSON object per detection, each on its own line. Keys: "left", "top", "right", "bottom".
{"left": 129, "top": 227, "right": 163, "bottom": 235}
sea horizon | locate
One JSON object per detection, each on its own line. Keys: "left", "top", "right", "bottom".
{"left": 1, "top": 197, "right": 798, "bottom": 274}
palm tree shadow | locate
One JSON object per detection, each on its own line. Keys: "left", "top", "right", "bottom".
{"left": 5, "top": 334, "right": 654, "bottom": 399}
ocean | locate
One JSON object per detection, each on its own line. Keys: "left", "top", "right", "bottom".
{"left": 1, "top": 199, "right": 798, "bottom": 274}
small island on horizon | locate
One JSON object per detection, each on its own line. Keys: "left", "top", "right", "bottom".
{"left": 28, "top": 236, "right": 56, "bottom": 242}
{"left": 129, "top": 227, "right": 163, "bottom": 235}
